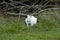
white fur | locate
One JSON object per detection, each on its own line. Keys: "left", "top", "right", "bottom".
{"left": 25, "top": 15, "right": 37, "bottom": 27}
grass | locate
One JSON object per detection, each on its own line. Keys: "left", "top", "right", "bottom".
{"left": 0, "top": 10, "right": 60, "bottom": 40}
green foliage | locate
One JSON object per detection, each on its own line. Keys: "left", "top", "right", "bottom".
{"left": 0, "top": 10, "right": 60, "bottom": 40}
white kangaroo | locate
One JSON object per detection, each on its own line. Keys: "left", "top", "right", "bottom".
{"left": 25, "top": 15, "right": 37, "bottom": 27}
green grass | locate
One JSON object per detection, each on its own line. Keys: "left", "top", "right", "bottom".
{"left": 0, "top": 10, "right": 60, "bottom": 40}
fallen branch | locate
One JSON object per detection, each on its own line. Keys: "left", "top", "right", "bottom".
{"left": 6, "top": 12, "right": 27, "bottom": 16}
{"left": 6, "top": 8, "right": 60, "bottom": 16}
{"left": 32, "top": 8, "right": 60, "bottom": 15}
